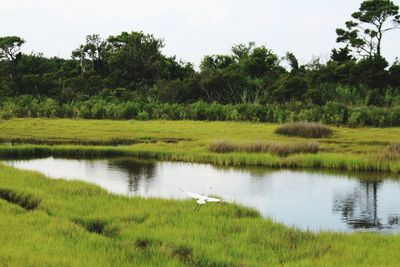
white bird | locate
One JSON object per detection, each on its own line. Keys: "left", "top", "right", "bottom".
{"left": 180, "top": 188, "right": 221, "bottom": 211}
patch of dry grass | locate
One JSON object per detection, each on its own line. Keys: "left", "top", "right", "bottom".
{"left": 381, "top": 143, "right": 400, "bottom": 160}
{"left": 209, "top": 140, "right": 319, "bottom": 156}
{"left": 275, "top": 122, "right": 333, "bottom": 138}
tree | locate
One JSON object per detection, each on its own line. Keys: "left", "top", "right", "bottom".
{"left": 330, "top": 46, "right": 354, "bottom": 64}
{"left": 200, "top": 55, "right": 236, "bottom": 72}
{"left": 336, "top": 0, "right": 400, "bottom": 58}
{"left": 0, "top": 36, "right": 25, "bottom": 80}
{"left": 231, "top": 42, "right": 255, "bottom": 59}
{"left": 240, "top": 46, "right": 281, "bottom": 78}
{"left": 105, "top": 31, "right": 165, "bottom": 89}
{"left": 284, "top": 52, "right": 299, "bottom": 72}
{"left": 389, "top": 58, "right": 400, "bottom": 85}
{"left": 72, "top": 34, "right": 107, "bottom": 74}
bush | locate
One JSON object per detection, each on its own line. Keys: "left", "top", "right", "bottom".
{"left": 1, "top": 96, "right": 400, "bottom": 127}
{"left": 275, "top": 122, "right": 333, "bottom": 138}
{"left": 136, "top": 111, "right": 150, "bottom": 121}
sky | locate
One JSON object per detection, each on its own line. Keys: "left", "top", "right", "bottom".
{"left": 1, "top": 0, "right": 399, "bottom": 67}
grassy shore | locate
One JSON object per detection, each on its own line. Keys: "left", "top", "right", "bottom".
{"left": 0, "top": 118, "right": 400, "bottom": 173}
{"left": 1, "top": 163, "right": 400, "bottom": 266}
{"left": 2, "top": 119, "right": 400, "bottom": 265}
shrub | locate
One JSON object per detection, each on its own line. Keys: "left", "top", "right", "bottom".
{"left": 2, "top": 96, "right": 400, "bottom": 127}
{"left": 136, "top": 111, "right": 150, "bottom": 121}
{"left": 275, "top": 122, "right": 333, "bottom": 138}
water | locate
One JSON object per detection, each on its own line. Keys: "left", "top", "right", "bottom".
{"left": 3, "top": 157, "right": 400, "bottom": 233}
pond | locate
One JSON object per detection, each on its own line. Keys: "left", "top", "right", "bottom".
{"left": 3, "top": 157, "right": 400, "bottom": 233}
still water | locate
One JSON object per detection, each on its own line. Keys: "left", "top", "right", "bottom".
{"left": 3, "top": 157, "right": 400, "bottom": 233}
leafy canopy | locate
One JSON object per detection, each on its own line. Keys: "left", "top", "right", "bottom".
{"left": 336, "top": 0, "right": 400, "bottom": 58}
{"left": 0, "top": 36, "right": 25, "bottom": 61}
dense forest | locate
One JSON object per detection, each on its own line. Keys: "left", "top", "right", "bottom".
{"left": 1, "top": 0, "right": 400, "bottom": 126}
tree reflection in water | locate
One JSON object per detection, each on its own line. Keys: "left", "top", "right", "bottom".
{"left": 333, "top": 181, "right": 399, "bottom": 230}
{"left": 108, "top": 158, "right": 157, "bottom": 194}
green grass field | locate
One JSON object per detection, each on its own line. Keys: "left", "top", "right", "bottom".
{"left": 2, "top": 163, "right": 400, "bottom": 266}
{"left": 1, "top": 118, "right": 400, "bottom": 266}
{"left": 0, "top": 118, "right": 400, "bottom": 173}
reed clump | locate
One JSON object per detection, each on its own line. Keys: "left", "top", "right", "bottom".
{"left": 208, "top": 140, "right": 236, "bottom": 153}
{"left": 275, "top": 122, "right": 333, "bottom": 138}
{"left": 209, "top": 140, "right": 319, "bottom": 156}
{"left": 381, "top": 143, "right": 400, "bottom": 160}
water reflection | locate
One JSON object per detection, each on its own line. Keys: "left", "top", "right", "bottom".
{"left": 3, "top": 157, "right": 400, "bottom": 233}
{"left": 333, "top": 181, "right": 399, "bottom": 230}
{"left": 109, "top": 159, "right": 156, "bottom": 195}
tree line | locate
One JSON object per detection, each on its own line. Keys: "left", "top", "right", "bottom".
{"left": 0, "top": 0, "right": 400, "bottom": 125}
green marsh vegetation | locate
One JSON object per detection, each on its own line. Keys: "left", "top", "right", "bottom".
{"left": 1, "top": 0, "right": 400, "bottom": 265}
{"left": 0, "top": 118, "right": 400, "bottom": 173}
{"left": 209, "top": 140, "right": 319, "bottom": 156}
{"left": 2, "top": 163, "right": 400, "bottom": 266}
{"left": 275, "top": 122, "right": 333, "bottom": 138}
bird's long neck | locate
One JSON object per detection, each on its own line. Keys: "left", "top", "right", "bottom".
{"left": 205, "top": 187, "right": 211, "bottom": 197}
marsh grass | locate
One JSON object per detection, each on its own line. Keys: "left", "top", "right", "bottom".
{"left": 208, "top": 140, "right": 236, "bottom": 153}
{"left": 0, "top": 137, "right": 187, "bottom": 146}
{"left": 379, "top": 143, "right": 400, "bottom": 160}
{"left": 275, "top": 122, "right": 333, "bottom": 138}
{"left": 2, "top": 119, "right": 400, "bottom": 265}
{"left": 171, "top": 245, "right": 194, "bottom": 263}
{"left": 0, "top": 118, "right": 400, "bottom": 174}
{"left": 1, "top": 144, "right": 400, "bottom": 173}
{"left": 0, "top": 188, "right": 40, "bottom": 210}
{"left": 135, "top": 238, "right": 152, "bottom": 249}
{"left": 73, "top": 218, "right": 120, "bottom": 237}
{"left": 209, "top": 140, "right": 319, "bottom": 156}
{"left": 2, "top": 164, "right": 400, "bottom": 266}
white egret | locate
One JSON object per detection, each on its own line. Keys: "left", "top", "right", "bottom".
{"left": 180, "top": 188, "right": 221, "bottom": 211}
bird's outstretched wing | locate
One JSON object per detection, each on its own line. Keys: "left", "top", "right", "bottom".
{"left": 206, "top": 197, "right": 221, "bottom": 202}
{"left": 180, "top": 189, "right": 202, "bottom": 199}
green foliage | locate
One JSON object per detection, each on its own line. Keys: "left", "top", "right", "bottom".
{"left": 2, "top": 97, "right": 400, "bottom": 127}
{"left": 0, "top": 28, "right": 399, "bottom": 123}
{"left": 0, "top": 36, "right": 25, "bottom": 61}
{"left": 336, "top": 0, "right": 400, "bottom": 57}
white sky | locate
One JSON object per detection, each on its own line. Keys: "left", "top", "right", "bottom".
{"left": 1, "top": 0, "right": 399, "bottom": 67}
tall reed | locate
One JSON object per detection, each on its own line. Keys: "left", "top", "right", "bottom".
{"left": 275, "top": 122, "right": 333, "bottom": 138}
{"left": 209, "top": 140, "right": 319, "bottom": 156}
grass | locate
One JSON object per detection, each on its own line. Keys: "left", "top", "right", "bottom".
{"left": 275, "top": 122, "right": 333, "bottom": 138}
{"left": 0, "top": 118, "right": 400, "bottom": 173}
{"left": 2, "top": 163, "right": 400, "bottom": 266}
{"left": 384, "top": 143, "right": 400, "bottom": 160}
{"left": 2, "top": 119, "right": 400, "bottom": 265}
{"left": 209, "top": 140, "right": 319, "bottom": 156}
